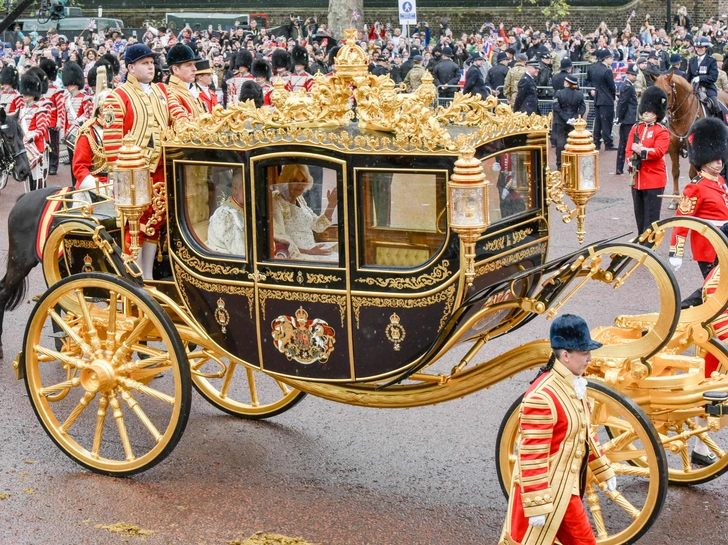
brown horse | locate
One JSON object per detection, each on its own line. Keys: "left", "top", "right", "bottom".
{"left": 653, "top": 73, "right": 728, "bottom": 208}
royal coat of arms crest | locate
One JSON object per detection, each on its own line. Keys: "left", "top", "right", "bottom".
{"left": 271, "top": 307, "right": 336, "bottom": 364}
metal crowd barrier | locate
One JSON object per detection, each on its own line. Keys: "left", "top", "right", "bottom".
{"left": 536, "top": 85, "right": 597, "bottom": 132}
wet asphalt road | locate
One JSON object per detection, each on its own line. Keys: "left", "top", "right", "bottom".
{"left": 0, "top": 152, "right": 727, "bottom": 545}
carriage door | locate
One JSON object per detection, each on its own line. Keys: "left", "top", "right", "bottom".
{"left": 250, "top": 154, "right": 353, "bottom": 381}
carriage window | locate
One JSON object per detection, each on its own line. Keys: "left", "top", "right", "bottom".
{"left": 482, "top": 150, "right": 538, "bottom": 222}
{"left": 265, "top": 163, "right": 339, "bottom": 264}
{"left": 183, "top": 163, "right": 246, "bottom": 258}
{"left": 360, "top": 170, "right": 447, "bottom": 268}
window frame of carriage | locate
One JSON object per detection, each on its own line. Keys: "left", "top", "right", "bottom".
{"left": 250, "top": 152, "right": 348, "bottom": 270}
{"left": 354, "top": 166, "right": 451, "bottom": 273}
{"left": 174, "top": 158, "right": 249, "bottom": 265}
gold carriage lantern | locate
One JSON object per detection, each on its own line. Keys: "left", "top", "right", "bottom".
{"left": 112, "top": 134, "right": 151, "bottom": 262}
{"left": 560, "top": 117, "right": 599, "bottom": 243}
{"left": 449, "top": 146, "right": 490, "bottom": 288}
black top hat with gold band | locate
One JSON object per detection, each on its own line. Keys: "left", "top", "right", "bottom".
{"left": 195, "top": 59, "right": 213, "bottom": 75}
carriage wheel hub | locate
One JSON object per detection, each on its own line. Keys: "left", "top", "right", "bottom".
{"left": 80, "top": 360, "right": 116, "bottom": 393}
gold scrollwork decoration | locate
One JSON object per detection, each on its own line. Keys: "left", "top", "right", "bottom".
{"left": 474, "top": 243, "right": 545, "bottom": 277}
{"left": 174, "top": 264, "right": 254, "bottom": 318}
{"left": 545, "top": 169, "right": 574, "bottom": 223}
{"left": 258, "top": 289, "right": 347, "bottom": 328}
{"left": 355, "top": 261, "right": 451, "bottom": 290}
{"left": 351, "top": 284, "right": 456, "bottom": 331}
{"left": 306, "top": 273, "right": 340, "bottom": 285}
{"left": 174, "top": 240, "right": 245, "bottom": 276}
{"left": 267, "top": 270, "right": 295, "bottom": 282}
{"left": 141, "top": 180, "right": 167, "bottom": 237}
{"left": 63, "top": 238, "right": 98, "bottom": 252}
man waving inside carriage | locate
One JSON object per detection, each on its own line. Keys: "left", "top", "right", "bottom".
{"left": 688, "top": 37, "right": 725, "bottom": 120}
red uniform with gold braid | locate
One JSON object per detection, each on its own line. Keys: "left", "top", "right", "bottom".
{"left": 64, "top": 90, "right": 94, "bottom": 132}
{"left": 102, "top": 73, "right": 188, "bottom": 245}
{"left": 500, "top": 315, "right": 615, "bottom": 545}
{"left": 670, "top": 171, "right": 728, "bottom": 264}
{"left": 167, "top": 75, "right": 205, "bottom": 117}
{"left": 286, "top": 69, "right": 314, "bottom": 93}
{"left": 72, "top": 119, "right": 107, "bottom": 190}
{"left": 197, "top": 84, "right": 218, "bottom": 112}
{"left": 702, "top": 266, "right": 728, "bottom": 377}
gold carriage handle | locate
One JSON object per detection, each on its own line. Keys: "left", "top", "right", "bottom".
{"left": 641, "top": 217, "right": 728, "bottom": 328}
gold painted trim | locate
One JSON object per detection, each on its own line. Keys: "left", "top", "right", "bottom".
{"left": 353, "top": 166, "right": 451, "bottom": 274}
{"left": 174, "top": 263, "right": 254, "bottom": 319}
{"left": 306, "top": 273, "right": 340, "bottom": 284}
{"left": 171, "top": 158, "right": 248, "bottom": 267}
{"left": 173, "top": 240, "right": 246, "bottom": 276}
{"left": 267, "top": 270, "right": 295, "bottom": 282}
{"left": 355, "top": 260, "right": 452, "bottom": 289}
{"left": 63, "top": 238, "right": 99, "bottom": 251}
{"left": 474, "top": 241, "right": 547, "bottom": 278}
{"left": 259, "top": 288, "right": 347, "bottom": 328}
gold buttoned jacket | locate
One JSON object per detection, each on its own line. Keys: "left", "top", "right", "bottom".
{"left": 500, "top": 360, "right": 614, "bottom": 545}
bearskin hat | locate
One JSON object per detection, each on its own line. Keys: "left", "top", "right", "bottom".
{"left": 39, "top": 58, "right": 58, "bottom": 81}
{"left": 638, "top": 86, "right": 668, "bottom": 119}
{"left": 291, "top": 44, "right": 308, "bottom": 67}
{"left": 251, "top": 58, "right": 272, "bottom": 80}
{"left": 62, "top": 61, "right": 85, "bottom": 88}
{"left": 327, "top": 45, "right": 340, "bottom": 66}
{"left": 101, "top": 52, "right": 121, "bottom": 76}
{"left": 19, "top": 73, "right": 42, "bottom": 98}
{"left": 239, "top": 80, "right": 263, "bottom": 108}
{"left": 25, "top": 67, "right": 48, "bottom": 94}
{"left": 0, "top": 64, "right": 18, "bottom": 88}
{"left": 237, "top": 49, "right": 253, "bottom": 70}
{"left": 88, "top": 60, "right": 111, "bottom": 88}
{"left": 271, "top": 48, "right": 290, "bottom": 71}
{"left": 688, "top": 117, "right": 728, "bottom": 168}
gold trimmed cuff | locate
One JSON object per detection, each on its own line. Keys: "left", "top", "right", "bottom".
{"left": 669, "top": 236, "right": 686, "bottom": 258}
{"left": 521, "top": 488, "right": 554, "bottom": 517}
{"left": 588, "top": 454, "right": 615, "bottom": 483}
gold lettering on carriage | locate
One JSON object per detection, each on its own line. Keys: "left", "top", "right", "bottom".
{"left": 481, "top": 228, "right": 532, "bottom": 253}
{"left": 271, "top": 307, "right": 336, "bottom": 365}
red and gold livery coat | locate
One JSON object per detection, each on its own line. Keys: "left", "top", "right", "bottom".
{"left": 625, "top": 121, "right": 670, "bottom": 190}
{"left": 72, "top": 119, "right": 107, "bottom": 190}
{"left": 196, "top": 84, "right": 218, "bottom": 113}
{"left": 500, "top": 360, "right": 614, "bottom": 545}
{"left": 167, "top": 75, "right": 205, "bottom": 117}
{"left": 670, "top": 171, "right": 728, "bottom": 263}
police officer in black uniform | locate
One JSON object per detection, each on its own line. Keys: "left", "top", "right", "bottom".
{"left": 590, "top": 48, "right": 617, "bottom": 150}
{"left": 552, "top": 74, "right": 586, "bottom": 169}
{"left": 654, "top": 38, "right": 670, "bottom": 71}
{"left": 615, "top": 63, "right": 639, "bottom": 175}
{"left": 485, "top": 51, "right": 510, "bottom": 96}
{"left": 514, "top": 58, "right": 540, "bottom": 115}
{"left": 669, "top": 52, "right": 689, "bottom": 81}
{"left": 463, "top": 51, "right": 489, "bottom": 99}
{"left": 551, "top": 58, "right": 572, "bottom": 93}
{"left": 644, "top": 51, "right": 663, "bottom": 83}
{"left": 433, "top": 46, "right": 461, "bottom": 98}
{"left": 536, "top": 52, "right": 554, "bottom": 99}
{"left": 688, "top": 36, "right": 721, "bottom": 117}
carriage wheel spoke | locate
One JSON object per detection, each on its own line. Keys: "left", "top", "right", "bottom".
{"left": 275, "top": 380, "right": 291, "bottom": 395}
{"left": 219, "top": 361, "right": 237, "bottom": 399}
{"left": 105, "top": 291, "right": 119, "bottom": 354}
{"left": 600, "top": 416, "right": 634, "bottom": 432}
{"left": 610, "top": 462, "right": 651, "bottom": 478}
{"left": 585, "top": 482, "right": 608, "bottom": 539}
{"left": 39, "top": 377, "right": 81, "bottom": 397}
{"left": 91, "top": 395, "right": 109, "bottom": 459}
{"left": 108, "top": 390, "right": 134, "bottom": 461}
{"left": 602, "top": 430, "right": 638, "bottom": 454}
{"left": 246, "top": 367, "right": 259, "bottom": 407}
{"left": 129, "top": 365, "right": 172, "bottom": 381}
{"left": 48, "top": 309, "right": 92, "bottom": 357}
{"left": 602, "top": 486, "right": 641, "bottom": 519}
{"left": 117, "top": 377, "right": 175, "bottom": 405}
{"left": 35, "top": 345, "right": 89, "bottom": 370}
{"left": 60, "top": 391, "right": 96, "bottom": 433}
{"left": 75, "top": 289, "right": 102, "bottom": 354}
{"left": 120, "top": 389, "right": 162, "bottom": 442}
{"left": 607, "top": 449, "right": 647, "bottom": 462}
{"left": 111, "top": 316, "right": 151, "bottom": 366}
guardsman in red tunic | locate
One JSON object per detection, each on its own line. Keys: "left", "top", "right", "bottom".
{"left": 17, "top": 72, "right": 50, "bottom": 191}
{"left": 103, "top": 43, "right": 188, "bottom": 279}
{"left": 72, "top": 96, "right": 109, "bottom": 193}
{"left": 62, "top": 62, "right": 93, "bottom": 185}
{"left": 166, "top": 44, "right": 205, "bottom": 117}
{"left": 271, "top": 48, "right": 291, "bottom": 88}
{"left": 0, "top": 65, "right": 22, "bottom": 113}
{"left": 226, "top": 50, "right": 254, "bottom": 108}
{"left": 500, "top": 315, "right": 616, "bottom": 545}
{"left": 625, "top": 86, "right": 670, "bottom": 235}
{"left": 287, "top": 45, "right": 314, "bottom": 93}
{"left": 39, "top": 58, "right": 65, "bottom": 176}
{"left": 251, "top": 58, "right": 273, "bottom": 106}
{"left": 670, "top": 117, "right": 728, "bottom": 279}
{"left": 195, "top": 59, "right": 218, "bottom": 113}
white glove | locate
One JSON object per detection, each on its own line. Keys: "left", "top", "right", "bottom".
{"left": 607, "top": 476, "right": 617, "bottom": 492}
{"left": 566, "top": 117, "right": 576, "bottom": 125}
{"left": 692, "top": 76, "right": 700, "bottom": 85}
{"left": 529, "top": 515, "right": 547, "bottom": 527}
{"left": 491, "top": 161, "right": 502, "bottom": 172}
{"left": 669, "top": 256, "right": 683, "bottom": 271}
{"left": 501, "top": 188, "right": 510, "bottom": 200}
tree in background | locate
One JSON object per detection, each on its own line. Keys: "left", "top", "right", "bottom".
{"left": 328, "top": 0, "right": 364, "bottom": 38}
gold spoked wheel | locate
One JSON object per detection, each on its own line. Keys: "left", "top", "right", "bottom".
{"left": 186, "top": 341, "right": 306, "bottom": 419}
{"left": 496, "top": 381, "right": 668, "bottom": 545}
{"left": 23, "top": 272, "right": 191, "bottom": 476}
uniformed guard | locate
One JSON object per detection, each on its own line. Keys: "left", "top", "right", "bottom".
{"left": 195, "top": 59, "right": 218, "bottom": 113}
{"left": 625, "top": 86, "right": 670, "bottom": 235}
{"left": 17, "top": 72, "right": 50, "bottom": 191}
{"left": 634, "top": 56, "right": 648, "bottom": 98}
{"left": 513, "top": 58, "right": 540, "bottom": 115}
{"left": 668, "top": 52, "right": 689, "bottom": 81}
{"left": 239, "top": 80, "right": 264, "bottom": 108}
{"left": 643, "top": 51, "right": 663, "bottom": 83}
{"left": 550, "top": 57, "right": 571, "bottom": 93}
{"left": 39, "top": 58, "right": 64, "bottom": 176}
{"left": 688, "top": 36, "right": 721, "bottom": 117}
{"left": 504, "top": 53, "right": 527, "bottom": 104}
{"left": 590, "top": 48, "right": 617, "bottom": 151}
{"left": 252, "top": 58, "right": 274, "bottom": 106}
{"left": 615, "top": 63, "right": 638, "bottom": 175}
{"left": 226, "top": 50, "right": 254, "bottom": 107}
{"left": 463, "top": 51, "right": 489, "bottom": 99}
{"left": 654, "top": 37, "right": 670, "bottom": 71}
{"left": 103, "top": 43, "right": 188, "bottom": 279}
{"left": 670, "top": 117, "right": 728, "bottom": 278}
{"left": 61, "top": 62, "right": 93, "bottom": 186}
{"left": 499, "top": 314, "right": 616, "bottom": 545}
{"left": 288, "top": 45, "right": 314, "bottom": 93}
{"left": 271, "top": 49, "right": 292, "bottom": 87}
{"left": 166, "top": 43, "right": 205, "bottom": 117}
{"left": 485, "top": 51, "right": 510, "bottom": 96}
{"left": 0, "top": 64, "right": 21, "bottom": 112}
{"left": 552, "top": 74, "right": 586, "bottom": 170}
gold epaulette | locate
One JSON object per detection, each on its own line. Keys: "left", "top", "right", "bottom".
{"left": 77, "top": 118, "right": 107, "bottom": 175}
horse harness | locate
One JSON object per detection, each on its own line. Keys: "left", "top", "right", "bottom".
{"left": 665, "top": 80, "right": 700, "bottom": 145}
{"left": 0, "top": 121, "right": 26, "bottom": 174}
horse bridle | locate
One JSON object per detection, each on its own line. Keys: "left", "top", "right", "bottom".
{"left": 0, "top": 122, "right": 27, "bottom": 173}
{"left": 664, "top": 81, "right": 700, "bottom": 141}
